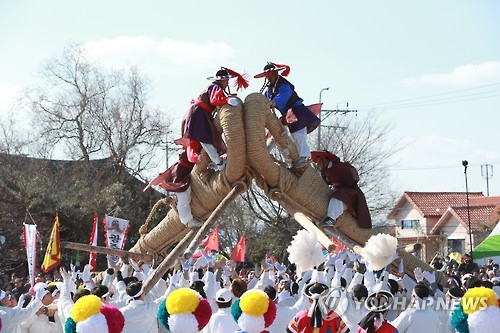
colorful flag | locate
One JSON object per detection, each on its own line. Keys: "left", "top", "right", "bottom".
{"left": 329, "top": 237, "right": 347, "bottom": 254}
{"left": 230, "top": 234, "right": 246, "bottom": 262}
{"left": 41, "top": 214, "right": 61, "bottom": 272}
{"left": 88, "top": 213, "right": 98, "bottom": 271}
{"left": 103, "top": 215, "right": 130, "bottom": 266}
{"left": 23, "top": 223, "right": 38, "bottom": 287}
{"left": 200, "top": 225, "right": 219, "bottom": 252}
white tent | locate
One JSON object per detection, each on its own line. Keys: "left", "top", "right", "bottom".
{"left": 472, "top": 221, "right": 500, "bottom": 266}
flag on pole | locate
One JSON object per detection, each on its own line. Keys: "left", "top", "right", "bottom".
{"left": 22, "top": 223, "right": 38, "bottom": 288}
{"left": 103, "top": 215, "right": 130, "bottom": 267}
{"left": 200, "top": 225, "right": 219, "bottom": 252}
{"left": 41, "top": 214, "right": 61, "bottom": 272}
{"left": 88, "top": 213, "right": 98, "bottom": 271}
{"left": 230, "top": 234, "right": 246, "bottom": 262}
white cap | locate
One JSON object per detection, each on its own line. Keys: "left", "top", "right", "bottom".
{"left": 215, "top": 288, "right": 233, "bottom": 303}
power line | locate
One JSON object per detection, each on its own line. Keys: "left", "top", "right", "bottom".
{"left": 356, "top": 82, "right": 500, "bottom": 109}
{"left": 390, "top": 163, "right": 499, "bottom": 171}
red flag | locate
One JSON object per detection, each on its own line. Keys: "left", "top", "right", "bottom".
{"left": 88, "top": 213, "right": 98, "bottom": 271}
{"left": 200, "top": 225, "right": 219, "bottom": 252}
{"left": 329, "top": 237, "right": 347, "bottom": 254}
{"left": 41, "top": 214, "right": 61, "bottom": 272}
{"left": 230, "top": 234, "right": 246, "bottom": 262}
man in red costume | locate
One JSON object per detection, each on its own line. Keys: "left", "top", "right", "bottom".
{"left": 311, "top": 150, "right": 372, "bottom": 229}
{"left": 145, "top": 67, "right": 248, "bottom": 228}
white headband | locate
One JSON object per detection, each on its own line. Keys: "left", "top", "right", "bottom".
{"left": 51, "top": 289, "right": 60, "bottom": 297}
{"left": 132, "top": 287, "right": 144, "bottom": 299}
{"left": 101, "top": 291, "right": 110, "bottom": 299}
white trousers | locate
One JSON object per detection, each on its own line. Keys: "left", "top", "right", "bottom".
{"left": 176, "top": 185, "right": 193, "bottom": 225}
{"left": 291, "top": 127, "right": 311, "bottom": 158}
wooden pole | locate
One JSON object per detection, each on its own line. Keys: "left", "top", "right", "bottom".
{"left": 270, "top": 191, "right": 337, "bottom": 252}
{"left": 142, "top": 229, "right": 197, "bottom": 294}
{"left": 184, "top": 182, "right": 245, "bottom": 257}
{"left": 61, "top": 241, "right": 154, "bottom": 262}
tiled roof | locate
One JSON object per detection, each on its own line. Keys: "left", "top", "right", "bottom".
{"left": 470, "top": 196, "right": 500, "bottom": 205}
{"left": 387, "top": 192, "right": 484, "bottom": 219}
{"left": 431, "top": 204, "right": 500, "bottom": 234}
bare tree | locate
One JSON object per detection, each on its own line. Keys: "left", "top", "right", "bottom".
{"left": 321, "top": 111, "right": 402, "bottom": 223}
{"left": 26, "top": 44, "right": 170, "bottom": 178}
{"left": 0, "top": 117, "right": 29, "bottom": 154}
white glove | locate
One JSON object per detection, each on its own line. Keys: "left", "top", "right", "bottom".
{"left": 35, "top": 287, "right": 48, "bottom": 300}
{"left": 423, "top": 270, "right": 436, "bottom": 284}
{"left": 141, "top": 264, "right": 151, "bottom": 276}
{"left": 70, "top": 264, "right": 79, "bottom": 280}
{"left": 60, "top": 267, "right": 71, "bottom": 281}
{"left": 129, "top": 259, "right": 141, "bottom": 273}
{"left": 413, "top": 267, "right": 424, "bottom": 283}
{"left": 228, "top": 97, "right": 238, "bottom": 106}
{"left": 170, "top": 271, "right": 181, "bottom": 286}
{"left": 82, "top": 264, "right": 92, "bottom": 282}
{"left": 202, "top": 251, "right": 215, "bottom": 268}
{"left": 182, "top": 260, "right": 191, "bottom": 271}
{"left": 346, "top": 251, "right": 357, "bottom": 263}
{"left": 193, "top": 256, "right": 208, "bottom": 270}
{"left": 334, "top": 258, "right": 345, "bottom": 273}
{"left": 208, "top": 159, "right": 226, "bottom": 171}
{"left": 275, "top": 262, "right": 286, "bottom": 275}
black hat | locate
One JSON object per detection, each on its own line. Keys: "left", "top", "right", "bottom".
{"left": 364, "top": 291, "right": 394, "bottom": 312}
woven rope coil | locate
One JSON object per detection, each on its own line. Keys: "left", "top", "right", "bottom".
{"left": 130, "top": 100, "right": 247, "bottom": 259}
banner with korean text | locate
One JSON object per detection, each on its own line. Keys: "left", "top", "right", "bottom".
{"left": 103, "top": 215, "right": 129, "bottom": 266}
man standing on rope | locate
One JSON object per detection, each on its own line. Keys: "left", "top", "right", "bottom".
{"left": 145, "top": 67, "right": 248, "bottom": 228}
{"left": 254, "top": 62, "right": 320, "bottom": 169}
{"left": 311, "top": 150, "right": 372, "bottom": 229}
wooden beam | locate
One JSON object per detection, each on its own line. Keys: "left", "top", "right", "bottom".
{"left": 61, "top": 241, "right": 154, "bottom": 262}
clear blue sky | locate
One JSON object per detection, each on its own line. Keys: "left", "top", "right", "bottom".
{"left": 1, "top": 0, "right": 499, "bottom": 196}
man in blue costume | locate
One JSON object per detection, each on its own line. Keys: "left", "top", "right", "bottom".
{"left": 254, "top": 62, "right": 320, "bottom": 168}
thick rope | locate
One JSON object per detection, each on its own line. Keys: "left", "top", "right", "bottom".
{"left": 138, "top": 197, "right": 174, "bottom": 237}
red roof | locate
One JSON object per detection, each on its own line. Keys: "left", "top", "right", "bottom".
{"left": 431, "top": 204, "right": 500, "bottom": 234}
{"left": 387, "top": 192, "right": 484, "bottom": 219}
{"left": 470, "top": 196, "right": 500, "bottom": 205}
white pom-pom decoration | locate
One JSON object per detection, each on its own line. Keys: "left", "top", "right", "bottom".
{"left": 361, "top": 233, "right": 398, "bottom": 271}
{"left": 76, "top": 313, "right": 108, "bottom": 333}
{"left": 238, "top": 313, "right": 265, "bottom": 333}
{"left": 468, "top": 306, "right": 500, "bottom": 333}
{"left": 168, "top": 313, "right": 199, "bottom": 333}
{"left": 287, "top": 229, "right": 325, "bottom": 274}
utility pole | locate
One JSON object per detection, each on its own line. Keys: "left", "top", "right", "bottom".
{"left": 317, "top": 104, "right": 358, "bottom": 148}
{"left": 463, "top": 160, "right": 473, "bottom": 254}
{"left": 481, "top": 164, "right": 493, "bottom": 196}
{"left": 317, "top": 87, "right": 329, "bottom": 150}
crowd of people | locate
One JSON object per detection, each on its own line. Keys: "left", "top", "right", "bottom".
{"left": 2, "top": 65, "right": 500, "bottom": 332}
{"left": 1, "top": 248, "right": 499, "bottom": 333}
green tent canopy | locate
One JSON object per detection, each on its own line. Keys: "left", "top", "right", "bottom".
{"left": 472, "top": 221, "right": 500, "bottom": 263}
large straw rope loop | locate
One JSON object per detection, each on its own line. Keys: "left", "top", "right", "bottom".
{"left": 139, "top": 197, "right": 175, "bottom": 237}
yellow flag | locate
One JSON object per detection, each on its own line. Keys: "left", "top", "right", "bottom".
{"left": 41, "top": 214, "right": 61, "bottom": 272}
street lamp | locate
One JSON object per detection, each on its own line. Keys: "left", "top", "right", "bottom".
{"left": 462, "top": 160, "right": 473, "bottom": 254}
{"left": 317, "top": 87, "right": 329, "bottom": 150}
